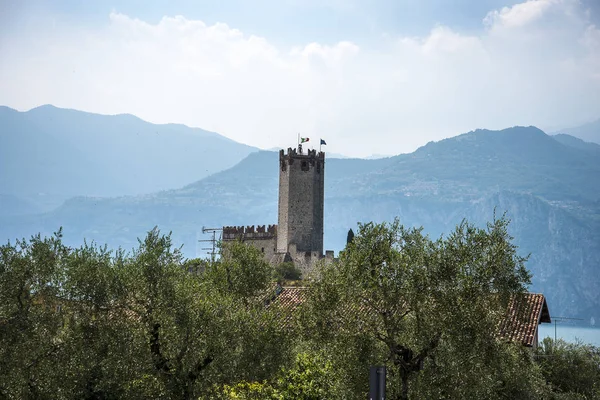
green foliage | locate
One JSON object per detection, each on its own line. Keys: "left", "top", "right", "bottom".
{"left": 215, "top": 352, "right": 336, "bottom": 400}
{"left": 301, "top": 216, "right": 537, "bottom": 399}
{"left": 0, "top": 229, "right": 291, "bottom": 400}
{"left": 273, "top": 352, "right": 335, "bottom": 399}
{"left": 536, "top": 338, "right": 600, "bottom": 399}
{"left": 411, "top": 341, "right": 551, "bottom": 400}
{"left": 210, "top": 240, "right": 273, "bottom": 299}
{"left": 217, "top": 381, "right": 278, "bottom": 400}
{"left": 273, "top": 262, "right": 302, "bottom": 282}
{"left": 346, "top": 228, "right": 355, "bottom": 246}
{"left": 3, "top": 220, "right": 598, "bottom": 399}
{"left": 183, "top": 257, "right": 210, "bottom": 274}
{"left": 0, "top": 230, "right": 70, "bottom": 399}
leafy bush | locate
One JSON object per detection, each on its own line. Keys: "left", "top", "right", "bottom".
{"left": 0, "top": 229, "right": 292, "bottom": 400}
{"left": 273, "top": 262, "right": 302, "bottom": 282}
{"left": 214, "top": 352, "right": 335, "bottom": 400}
{"left": 536, "top": 338, "right": 600, "bottom": 399}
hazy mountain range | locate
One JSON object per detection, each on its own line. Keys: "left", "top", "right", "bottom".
{"left": 1, "top": 105, "right": 599, "bottom": 323}
{"left": 553, "top": 119, "right": 600, "bottom": 145}
{"left": 0, "top": 105, "right": 257, "bottom": 213}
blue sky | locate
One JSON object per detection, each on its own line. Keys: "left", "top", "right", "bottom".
{"left": 4, "top": 0, "right": 599, "bottom": 39}
{"left": 5, "top": 0, "right": 572, "bottom": 44}
{"left": 1, "top": 0, "right": 600, "bottom": 156}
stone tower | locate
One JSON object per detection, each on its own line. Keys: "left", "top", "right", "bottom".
{"left": 277, "top": 146, "right": 325, "bottom": 256}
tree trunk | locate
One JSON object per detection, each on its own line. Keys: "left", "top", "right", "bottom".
{"left": 400, "top": 372, "right": 409, "bottom": 400}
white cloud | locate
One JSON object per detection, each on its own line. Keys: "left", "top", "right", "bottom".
{"left": 483, "top": 0, "right": 560, "bottom": 28}
{"left": 0, "top": 1, "right": 599, "bottom": 157}
{"left": 421, "top": 26, "right": 486, "bottom": 55}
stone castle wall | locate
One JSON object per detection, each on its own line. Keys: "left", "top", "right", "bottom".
{"left": 240, "top": 237, "right": 279, "bottom": 264}
{"left": 220, "top": 146, "right": 331, "bottom": 275}
{"left": 221, "top": 225, "right": 279, "bottom": 264}
{"left": 222, "top": 224, "right": 276, "bottom": 240}
{"left": 286, "top": 243, "right": 335, "bottom": 277}
{"left": 277, "top": 148, "right": 325, "bottom": 254}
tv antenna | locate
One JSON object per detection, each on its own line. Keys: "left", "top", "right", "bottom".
{"left": 551, "top": 316, "right": 585, "bottom": 342}
{"left": 198, "top": 226, "right": 222, "bottom": 262}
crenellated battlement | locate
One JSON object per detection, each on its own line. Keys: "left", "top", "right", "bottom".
{"left": 219, "top": 143, "right": 324, "bottom": 268}
{"left": 279, "top": 147, "right": 325, "bottom": 172}
{"left": 279, "top": 147, "right": 324, "bottom": 160}
{"left": 222, "top": 224, "right": 277, "bottom": 240}
{"left": 277, "top": 144, "right": 325, "bottom": 254}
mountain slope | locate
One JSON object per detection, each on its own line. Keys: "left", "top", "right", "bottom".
{"left": 375, "top": 126, "right": 600, "bottom": 202}
{"left": 1, "top": 126, "right": 599, "bottom": 322}
{"left": 552, "top": 134, "right": 600, "bottom": 156}
{"left": 0, "top": 105, "right": 257, "bottom": 210}
{"left": 553, "top": 118, "right": 600, "bottom": 144}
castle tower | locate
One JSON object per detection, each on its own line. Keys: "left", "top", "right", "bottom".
{"left": 277, "top": 146, "right": 325, "bottom": 255}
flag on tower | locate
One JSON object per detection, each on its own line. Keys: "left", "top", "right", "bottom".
{"left": 320, "top": 139, "right": 327, "bottom": 145}
{"left": 301, "top": 137, "right": 310, "bottom": 143}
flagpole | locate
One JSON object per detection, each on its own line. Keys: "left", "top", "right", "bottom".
{"left": 319, "top": 139, "right": 321, "bottom": 153}
{"left": 297, "top": 132, "right": 300, "bottom": 149}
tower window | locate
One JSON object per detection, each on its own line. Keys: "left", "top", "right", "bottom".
{"left": 261, "top": 247, "right": 265, "bottom": 253}
{"left": 301, "top": 161, "right": 309, "bottom": 171}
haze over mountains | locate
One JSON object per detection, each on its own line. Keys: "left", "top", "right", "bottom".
{"left": 1, "top": 105, "right": 599, "bottom": 323}
{"left": 0, "top": 105, "right": 257, "bottom": 213}
{"left": 553, "top": 119, "right": 600, "bottom": 146}
{"left": 552, "top": 134, "right": 600, "bottom": 156}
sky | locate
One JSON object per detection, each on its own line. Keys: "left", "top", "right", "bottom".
{"left": 1, "top": 0, "right": 599, "bottom": 157}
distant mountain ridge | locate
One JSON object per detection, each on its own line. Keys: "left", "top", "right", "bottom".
{"left": 381, "top": 126, "right": 600, "bottom": 202}
{"left": 552, "top": 133, "right": 600, "bottom": 155}
{"left": 552, "top": 118, "right": 600, "bottom": 144}
{"left": 0, "top": 105, "right": 257, "bottom": 211}
{"left": 1, "top": 125, "right": 598, "bottom": 322}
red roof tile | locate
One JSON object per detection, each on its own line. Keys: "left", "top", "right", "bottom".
{"left": 266, "top": 286, "right": 308, "bottom": 328}
{"left": 498, "top": 293, "right": 551, "bottom": 347}
{"left": 269, "top": 288, "right": 551, "bottom": 348}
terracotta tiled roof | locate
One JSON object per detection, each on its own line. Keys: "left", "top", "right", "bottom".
{"left": 266, "top": 286, "right": 308, "bottom": 327}
{"left": 268, "top": 288, "right": 551, "bottom": 347}
{"left": 274, "top": 286, "right": 309, "bottom": 308}
{"left": 498, "top": 293, "right": 551, "bottom": 347}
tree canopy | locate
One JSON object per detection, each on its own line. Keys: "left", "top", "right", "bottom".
{"left": 0, "top": 229, "right": 292, "bottom": 399}
{"left": 301, "top": 216, "right": 540, "bottom": 399}
{"left": 1, "top": 218, "right": 597, "bottom": 399}
{"left": 536, "top": 338, "right": 600, "bottom": 398}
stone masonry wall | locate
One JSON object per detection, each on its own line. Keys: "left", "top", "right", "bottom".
{"left": 277, "top": 147, "right": 324, "bottom": 254}
{"left": 220, "top": 147, "right": 330, "bottom": 275}
{"left": 277, "top": 153, "right": 290, "bottom": 252}
{"left": 222, "top": 225, "right": 279, "bottom": 263}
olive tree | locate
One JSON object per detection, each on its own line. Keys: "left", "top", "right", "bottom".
{"left": 0, "top": 229, "right": 292, "bottom": 400}
{"left": 301, "top": 216, "right": 539, "bottom": 399}
{"left": 0, "top": 231, "right": 69, "bottom": 399}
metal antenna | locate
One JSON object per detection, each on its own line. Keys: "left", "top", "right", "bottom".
{"left": 198, "top": 226, "right": 222, "bottom": 262}
{"left": 551, "top": 316, "right": 585, "bottom": 342}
